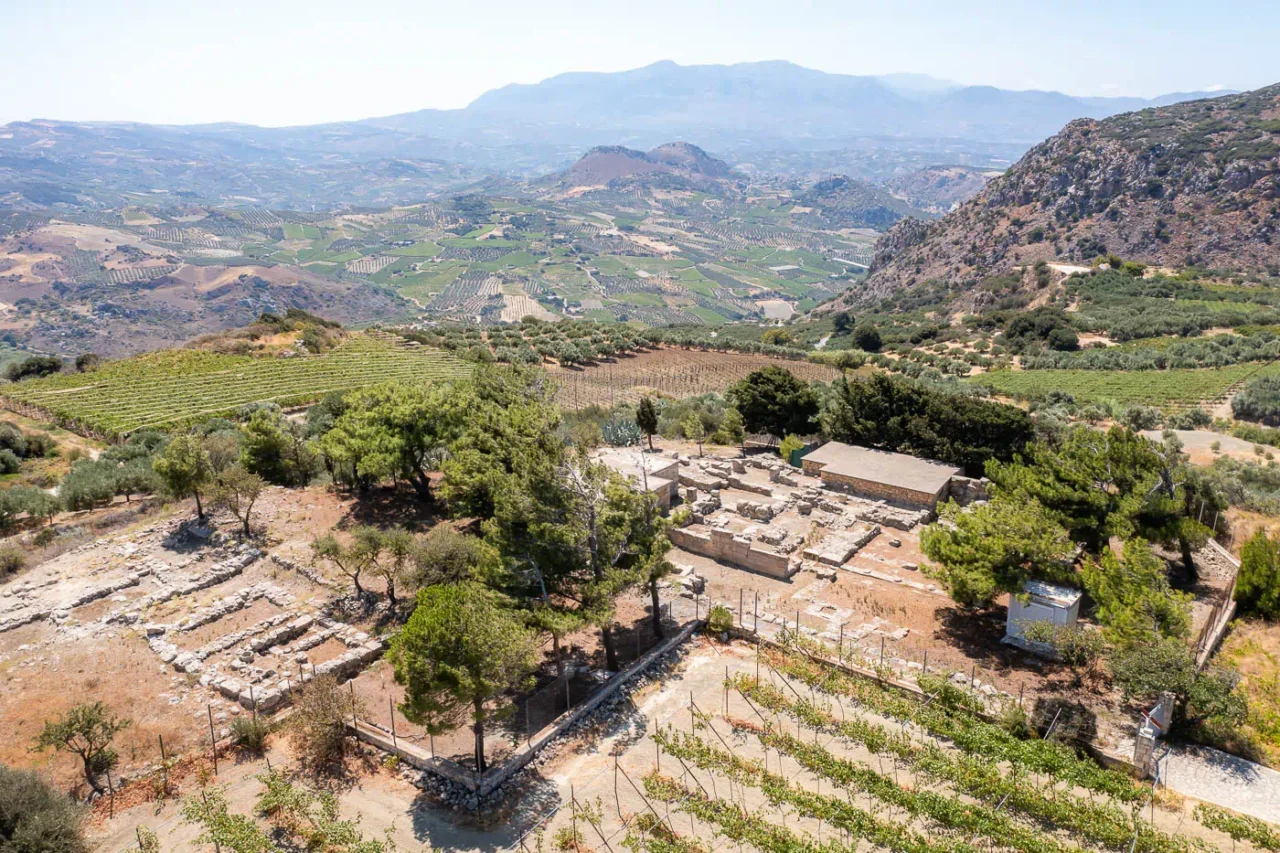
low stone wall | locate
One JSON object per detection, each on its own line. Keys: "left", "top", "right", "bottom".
{"left": 668, "top": 526, "right": 793, "bottom": 577}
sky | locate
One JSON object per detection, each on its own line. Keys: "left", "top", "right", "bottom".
{"left": 3, "top": 0, "right": 1277, "bottom": 127}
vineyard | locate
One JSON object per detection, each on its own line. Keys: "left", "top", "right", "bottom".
{"left": 971, "top": 364, "right": 1280, "bottom": 408}
{"left": 519, "top": 638, "right": 1260, "bottom": 853}
{"left": 551, "top": 347, "right": 841, "bottom": 408}
{"left": 0, "top": 333, "right": 470, "bottom": 438}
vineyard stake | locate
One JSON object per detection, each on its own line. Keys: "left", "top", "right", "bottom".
{"left": 208, "top": 704, "right": 218, "bottom": 775}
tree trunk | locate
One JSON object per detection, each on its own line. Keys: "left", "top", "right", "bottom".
{"left": 82, "top": 755, "right": 104, "bottom": 794}
{"left": 410, "top": 469, "right": 433, "bottom": 502}
{"left": 1180, "top": 535, "right": 1198, "bottom": 582}
{"left": 600, "top": 625, "right": 619, "bottom": 671}
{"left": 352, "top": 572, "right": 364, "bottom": 599}
{"left": 650, "top": 578, "right": 664, "bottom": 640}
{"left": 647, "top": 433, "right": 653, "bottom": 451}
{"left": 473, "top": 697, "right": 486, "bottom": 773}
{"left": 386, "top": 576, "right": 397, "bottom": 607}
{"left": 242, "top": 514, "right": 251, "bottom": 537}
{"left": 193, "top": 489, "right": 204, "bottom": 520}
{"left": 553, "top": 633, "right": 565, "bottom": 684}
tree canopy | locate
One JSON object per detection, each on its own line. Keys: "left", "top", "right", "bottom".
{"left": 726, "top": 366, "right": 818, "bottom": 439}
{"left": 389, "top": 582, "right": 538, "bottom": 772}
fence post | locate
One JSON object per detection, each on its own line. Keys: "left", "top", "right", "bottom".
{"left": 564, "top": 675, "right": 572, "bottom": 711}
{"left": 158, "top": 734, "right": 169, "bottom": 797}
{"left": 389, "top": 696, "right": 398, "bottom": 749}
{"left": 754, "top": 591, "right": 759, "bottom": 632}
{"left": 106, "top": 767, "right": 114, "bottom": 819}
{"left": 350, "top": 680, "right": 358, "bottom": 732}
{"left": 795, "top": 609, "right": 800, "bottom": 634}
{"left": 739, "top": 588, "right": 744, "bottom": 628}
{"left": 250, "top": 685, "right": 257, "bottom": 721}
{"left": 208, "top": 704, "right": 218, "bottom": 776}
{"left": 922, "top": 650, "right": 928, "bottom": 674}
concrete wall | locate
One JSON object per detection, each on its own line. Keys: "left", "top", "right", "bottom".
{"left": 668, "top": 526, "right": 792, "bottom": 577}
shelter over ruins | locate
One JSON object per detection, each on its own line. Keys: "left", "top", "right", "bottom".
{"left": 800, "top": 441, "right": 962, "bottom": 509}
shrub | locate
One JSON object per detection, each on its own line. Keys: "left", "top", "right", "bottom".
{"left": 0, "top": 545, "right": 25, "bottom": 579}
{"left": 1238, "top": 530, "right": 1280, "bottom": 619}
{"left": 853, "top": 323, "right": 882, "bottom": 353}
{"left": 0, "top": 450, "right": 19, "bottom": 475}
{"left": 5, "top": 356, "right": 62, "bottom": 382}
{"left": 778, "top": 434, "right": 805, "bottom": 463}
{"left": 707, "top": 604, "right": 734, "bottom": 634}
{"left": 230, "top": 716, "right": 270, "bottom": 751}
{"left": 0, "top": 764, "right": 87, "bottom": 853}
{"left": 290, "top": 675, "right": 355, "bottom": 769}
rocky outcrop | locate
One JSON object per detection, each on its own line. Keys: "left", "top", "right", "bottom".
{"left": 825, "top": 83, "right": 1280, "bottom": 312}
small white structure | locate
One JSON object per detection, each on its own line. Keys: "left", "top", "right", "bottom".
{"left": 1004, "top": 580, "right": 1082, "bottom": 656}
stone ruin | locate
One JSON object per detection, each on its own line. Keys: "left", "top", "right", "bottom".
{"left": 143, "top": 577, "right": 383, "bottom": 714}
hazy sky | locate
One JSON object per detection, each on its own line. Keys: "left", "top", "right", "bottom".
{"left": 4, "top": 0, "right": 1276, "bottom": 127}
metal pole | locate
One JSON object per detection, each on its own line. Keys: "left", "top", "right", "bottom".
{"left": 208, "top": 704, "right": 218, "bottom": 775}
{"left": 923, "top": 650, "right": 928, "bottom": 674}
{"left": 880, "top": 637, "right": 885, "bottom": 666}
{"left": 739, "top": 588, "right": 744, "bottom": 628}
{"left": 754, "top": 591, "right": 759, "bottom": 632}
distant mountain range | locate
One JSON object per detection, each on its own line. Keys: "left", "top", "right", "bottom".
{"left": 0, "top": 60, "right": 1234, "bottom": 208}
{"left": 369, "top": 61, "right": 1230, "bottom": 149}
{"left": 828, "top": 83, "right": 1280, "bottom": 312}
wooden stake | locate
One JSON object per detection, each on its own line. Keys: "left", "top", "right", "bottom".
{"left": 208, "top": 704, "right": 218, "bottom": 775}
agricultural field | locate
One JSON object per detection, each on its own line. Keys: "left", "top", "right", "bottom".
{"left": 0, "top": 333, "right": 469, "bottom": 437}
{"left": 971, "top": 363, "right": 1280, "bottom": 408}
{"left": 551, "top": 347, "right": 842, "bottom": 408}
{"left": 518, "top": 638, "right": 1252, "bottom": 853}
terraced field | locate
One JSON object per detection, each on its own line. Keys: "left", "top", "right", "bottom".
{"left": 0, "top": 333, "right": 470, "bottom": 437}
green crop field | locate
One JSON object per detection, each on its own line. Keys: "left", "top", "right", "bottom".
{"left": 971, "top": 362, "right": 1280, "bottom": 407}
{"left": 1, "top": 333, "right": 470, "bottom": 437}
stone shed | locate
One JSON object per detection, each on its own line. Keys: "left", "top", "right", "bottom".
{"left": 800, "top": 442, "right": 961, "bottom": 510}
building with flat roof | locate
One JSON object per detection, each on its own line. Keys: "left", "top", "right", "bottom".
{"left": 799, "top": 441, "right": 962, "bottom": 510}
{"left": 591, "top": 447, "right": 679, "bottom": 510}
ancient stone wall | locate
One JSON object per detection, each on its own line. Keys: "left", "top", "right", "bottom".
{"left": 668, "top": 526, "right": 792, "bottom": 577}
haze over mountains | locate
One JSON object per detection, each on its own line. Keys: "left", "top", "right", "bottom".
{"left": 0, "top": 61, "right": 1233, "bottom": 209}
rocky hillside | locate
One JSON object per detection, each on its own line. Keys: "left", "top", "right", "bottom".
{"left": 831, "top": 84, "right": 1280, "bottom": 310}
{"left": 797, "top": 175, "right": 923, "bottom": 230}
{"left": 885, "top": 165, "right": 999, "bottom": 213}
{"left": 559, "top": 142, "right": 735, "bottom": 188}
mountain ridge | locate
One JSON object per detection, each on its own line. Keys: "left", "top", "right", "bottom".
{"left": 826, "top": 83, "right": 1280, "bottom": 313}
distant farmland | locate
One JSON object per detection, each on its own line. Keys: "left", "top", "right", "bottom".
{"left": 970, "top": 363, "right": 1280, "bottom": 408}
{"left": 1, "top": 333, "right": 470, "bottom": 438}
{"left": 550, "top": 347, "right": 841, "bottom": 409}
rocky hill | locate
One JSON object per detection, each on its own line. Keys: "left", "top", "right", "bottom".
{"left": 798, "top": 175, "right": 926, "bottom": 230}
{"left": 559, "top": 142, "right": 736, "bottom": 188}
{"left": 885, "top": 165, "right": 999, "bottom": 213}
{"left": 830, "top": 84, "right": 1280, "bottom": 310}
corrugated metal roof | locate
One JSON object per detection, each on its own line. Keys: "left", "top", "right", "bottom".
{"left": 1022, "top": 579, "right": 1083, "bottom": 606}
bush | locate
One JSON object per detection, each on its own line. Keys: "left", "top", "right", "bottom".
{"left": 0, "top": 545, "right": 25, "bottom": 579}
{"left": 1121, "top": 405, "right": 1162, "bottom": 431}
{"left": 290, "top": 675, "right": 356, "bottom": 769}
{"left": 230, "top": 716, "right": 270, "bottom": 751}
{"left": 5, "top": 356, "right": 62, "bottom": 383}
{"left": 0, "top": 764, "right": 87, "bottom": 853}
{"left": 0, "top": 450, "right": 19, "bottom": 475}
{"left": 707, "top": 604, "right": 734, "bottom": 634}
{"left": 853, "top": 323, "right": 882, "bottom": 353}
{"left": 1233, "top": 374, "right": 1280, "bottom": 424}
{"left": 1238, "top": 530, "right": 1280, "bottom": 619}
{"left": 778, "top": 434, "right": 805, "bottom": 464}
